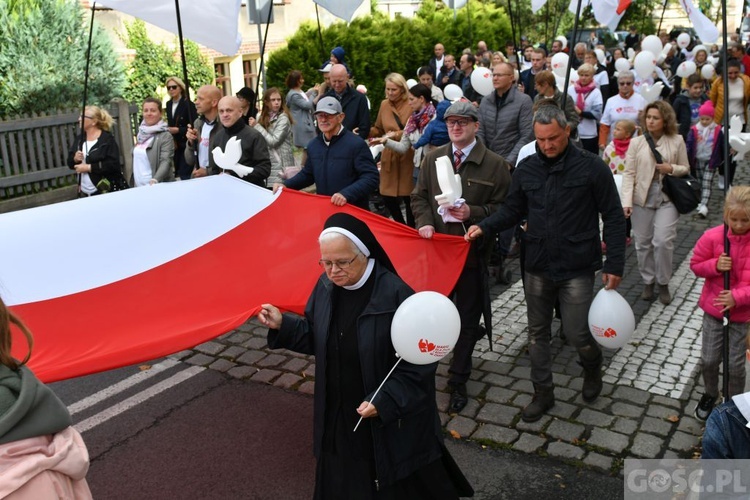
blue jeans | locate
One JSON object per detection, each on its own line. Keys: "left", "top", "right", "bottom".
{"left": 702, "top": 400, "right": 750, "bottom": 459}
{"left": 524, "top": 271, "right": 601, "bottom": 388}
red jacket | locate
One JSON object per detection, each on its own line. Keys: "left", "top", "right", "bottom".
{"left": 690, "top": 225, "right": 750, "bottom": 322}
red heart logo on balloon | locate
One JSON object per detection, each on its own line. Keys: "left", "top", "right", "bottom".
{"left": 604, "top": 327, "right": 617, "bottom": 338}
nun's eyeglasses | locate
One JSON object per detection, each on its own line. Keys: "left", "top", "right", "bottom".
{"left": 319, "top": 254, "right": 360, "bottom": 270}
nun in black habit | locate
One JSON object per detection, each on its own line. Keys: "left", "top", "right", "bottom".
{"left": 259, "top": 213, "right": 472, "bottom": 499}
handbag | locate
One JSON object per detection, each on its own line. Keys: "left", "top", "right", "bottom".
{"left": 643, "top": 134, "right": 700, "bottom": 214}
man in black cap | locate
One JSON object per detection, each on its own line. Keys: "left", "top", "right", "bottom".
{"left": 411, "top": 100, "right": 512, "bottom": 413}
{"left": 260, "top": 212, "right": 471, "bottom": 498}
{"left": 274, "top": 97, "right": 378, "bottom": 210}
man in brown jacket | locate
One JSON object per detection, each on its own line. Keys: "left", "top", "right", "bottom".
{"left": 411, "top": 101, "right": 512, "bottom": 413}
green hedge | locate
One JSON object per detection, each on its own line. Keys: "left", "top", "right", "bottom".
{"left": 266, "top": 0, "right": 511, "bottom": 119}
{"left": 0, "top": 0, "right": 124, "bottom": 117}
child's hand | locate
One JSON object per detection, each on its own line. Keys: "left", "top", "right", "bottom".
{"left": 717, "top": 253, "right": 732, "bottom": 272}
{"left": 714, "top": 290, "right": 736, "bottom": 312}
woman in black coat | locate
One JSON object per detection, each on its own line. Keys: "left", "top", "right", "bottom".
{"left": 67, "top": 105, "right": 126, "bottom": 196}
{"left": 165, "top": 76, "right": 197, "bottom": 180}
{"left": 259, "top": 213, "right": 469, "bottom": 500}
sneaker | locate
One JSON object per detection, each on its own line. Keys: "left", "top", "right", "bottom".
{"left": 718, "top": 175, "right": 725, "bottom": 190}
{"left": 696, "top": 204, "right": 708, "bottom": 218}
{"left": 695, "top": 394, "right": 717, "bottom": 421}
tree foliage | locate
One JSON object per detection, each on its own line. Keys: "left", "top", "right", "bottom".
{"left": 0, "top": 0, "right": 124, "bottom": 117}
{"left": 121, "top": 19, "right": 214, "bottom": 106}
{"left": 266, "top": 0, "right": 512, "bottom": 115}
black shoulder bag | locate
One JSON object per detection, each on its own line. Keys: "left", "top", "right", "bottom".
{"left": 643, "top": 133, "right": 700, "bottom": 214}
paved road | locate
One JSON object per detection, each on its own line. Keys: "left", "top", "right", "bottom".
{"left": 52, "top": 362, "right": 622, "bottom": 499}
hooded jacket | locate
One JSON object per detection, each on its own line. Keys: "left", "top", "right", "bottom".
{"left": 0, "top": 365, "right": 91, "bottom": 499}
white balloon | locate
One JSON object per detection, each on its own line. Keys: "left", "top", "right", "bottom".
{"left": 556, "top": 35, "right": 568, "bottom": 50}
{"left": 406, "top": 79, "right": 417, "bottom": 89}
{"left": 677, "top": 32, "right": 691, "bottom": 49}
{"left": 443, "top": 84, "right": 463, "bottom": 102}
{"left": 594, "top": 48, "right": 605, "bottom": 66}
{"left": 627, "top": 48, "right": 635, "bottom": 60}
{"left": 633, "top": 51, "right": 656, "bottom": 79}
{"left": 569, "top": 69, "right": 579, "bottom": 83}
{"left": 614, "top": 58, "right": 630, "bottom": 73}
{"left": 676, "top": 60, "right": 697, "bottom": 78}
{"left": 641, "top": 35, "right": 663, "bottom": 57}
{"left": 701, "top": 64, "right": 716, "bottom": 79}
{"left": 391, "top": 292, "right": 461, "bottom": 365}
{"left": 550, "top": 52, "right": 569, "bottom": 78}
{"left": 692, "top": 44, "right": 707, "bottom": 56}
{"left": 588, "top": 289, "right": 635, "bottom": 349}
{"left": 470, "top": 66, "right": 494, "bottom": 96}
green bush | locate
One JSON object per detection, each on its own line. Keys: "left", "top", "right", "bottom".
{"left": 265, "top": 0, "right": 512, "bottom": 118}
{"left": 121, "top": 19, "right": 214, "bottom": 107}
{"left": 0, "top": 0, "right": 124, "bottom": 117}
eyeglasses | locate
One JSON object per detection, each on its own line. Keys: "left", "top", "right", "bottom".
{"left": 446, "top": 118, "right": 472, "bottom": 128}
{"left": 167, "top": 85, "right": 178, "bottom": 90}
{"left": 618, "top": 81, "right": 634, "bottom": 86}
{"left": 492, "top": 73, "right": 513, "bottom": 78}
{"left": 318, "top": 254, "right": 360, "bottom": 270}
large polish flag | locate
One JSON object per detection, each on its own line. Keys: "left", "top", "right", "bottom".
{"left": 0, "top": 176, "right": 469, "bottom": 383}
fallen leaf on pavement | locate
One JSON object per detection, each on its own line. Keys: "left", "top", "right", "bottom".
{"left": 449, "top": 430, "right": 461, "bottom": 439}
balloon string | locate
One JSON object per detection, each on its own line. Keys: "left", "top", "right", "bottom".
{"left": 353, "top": 356, "right": 403, "bottom": 433}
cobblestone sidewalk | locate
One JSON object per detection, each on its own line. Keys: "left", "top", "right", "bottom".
{"left": 172, "top": 162, "right": 750, "bottom": 476}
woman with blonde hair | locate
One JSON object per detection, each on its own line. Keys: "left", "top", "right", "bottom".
{"left": 250, "top": 87, "right": 296, "bottom": 184}
{"left": 0, "top": 296, "right": 92, "bottom": 498}
{"left": 369, "top": 73, "right": 415, "bottom": 227}
{"left": 165, "top": 76, "right": 196, "bottom": 180}
{"left": 67, "top": 105, "right": 127, "bottom": 196}
{"left": 622, "top": 100, "right": 690, "bottom": 305}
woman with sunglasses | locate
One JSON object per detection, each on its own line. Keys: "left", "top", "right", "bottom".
{"left": 67, "top": 106, "right": 127, "bottom": 196}
{"left": 598, "top": 70, "right": 647, "bottom": 151}
{"left": 165, "top": 76, "right": 197, "bottom": 180}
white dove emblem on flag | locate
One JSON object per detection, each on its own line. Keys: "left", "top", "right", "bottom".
{"left": 212, "top": 137, "right": 254, "bottom": 178}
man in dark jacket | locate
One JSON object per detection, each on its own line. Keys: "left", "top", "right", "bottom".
{"left": 276, "top": 97, "right": 379, "bottom": 210}
{"left": 437, "top": 54, "right": 461, "bottom": 90}
{"left": 324, "top": 64, "right": 370, "bottom": 139}
{"left": 466, "top": 105, "right": 625, "bottom": 423}
{"left": 412, "top": 101, "right": 512, "bottom": 413}
{"left": 209, "top": 96, "right": 271, "bottom": 187}
{"left": 519, "top": 47, "right": 547, "bottom": 100}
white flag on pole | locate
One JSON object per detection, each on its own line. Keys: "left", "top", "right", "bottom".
{"left": 96, "top": 0, "right": 242, "bottom": 56}
{"left": 313, "top": 0, "right": 367, "bottom": 22}
{"left": 678, "top": 0, "right": 719, "bottom": 43}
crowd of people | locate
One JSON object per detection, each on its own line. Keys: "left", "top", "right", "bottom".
{"left": 55, "top": 27, "right": 750, "bottom": 495}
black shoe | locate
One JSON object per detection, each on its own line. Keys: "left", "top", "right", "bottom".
{"left": 582, "top": 365, "right": 603, "bottom": 403}
{"left": 497, "top": 268, "right": 513, "bottom": 285}
{"left": 448, "top": 384, "right": 468, "bottom": 413}
{"left": 521, "top": 386, "right": 555, "bottom": 422}
{"left": 695, "top": 394, "right": 717, "bottom": 421}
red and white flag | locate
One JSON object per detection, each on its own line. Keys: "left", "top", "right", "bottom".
{"left": 2, "top": 176, "right": 469, "bottom": 382}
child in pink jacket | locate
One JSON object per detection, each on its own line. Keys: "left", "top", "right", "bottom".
{"left": 690, "top": 186, "right": 750, "bottom": 422}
